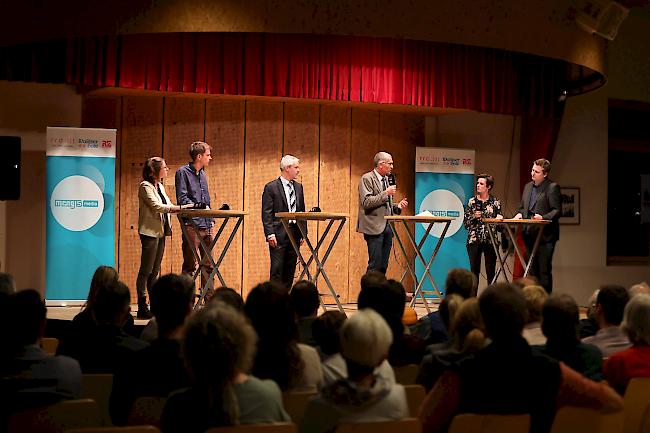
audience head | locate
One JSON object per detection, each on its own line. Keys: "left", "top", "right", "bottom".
{"left": 150, "top": 273, "right": 195, "bottom": 337}
{"left": 290, "top": 280, "right": 320, "bottom": 319}
{"left": 449, "top": 298, "right": 485, "bottom": 353}
{"left": 93, "top": 280, "right": 131, "bottom": 326}
{"left": 312, "top": 311, "right": 347, "bottom": 357}
{"left": 245, "top": 281, "right": 297, "bottom": 343}
{"left": 595, "top": 284, "right": 629, "bottom": 327}
{"left": 439, "top": 293, "right": 464, "bottom": 331}
{"left": 244, "top": 281, "right": 303, "bottom": 390}
{"left": 586, "top": 289, "right": 600, "bottom": 322}
{"left": 0, "top": 272, "right": 16, "bottom": 296}
{"left": 479, "top": 283, "right": 527, "bottom": 341}
{"left": 9, "top": 289, "right": 46, "bottom": 348}
{"left": 360, "top": 270, "right": 387, "bottom": 292}
{"left": 522, "top": 285, "right": 548, "bottom": 324}
{"left": 358, "top": 278, "right": 406, "bottom": 338}
{"left": 628, "top": 282, "right": 650, "bottom": 298}
{"left": 445, "top": 268, "right": 477, "bottom": 298}
{"left": 182, "top": 302, "right": 257, "bottom": 424}
{"left": 340, "top": 309, "right": 393, "bottom": 379}
{"left": 513, "top": 275, "right": 540, "bottom": 290}
{"left": 85, "top": 265, "right": 119, "bottom": 312}
{"left": 621, "top": 294, "right": 650, "bottom": 346}
{"left": 210, "top": 287, "right": 245, "bottom": 312}
{"left": 541, "top": 294, "right": 579, "bottom": 345}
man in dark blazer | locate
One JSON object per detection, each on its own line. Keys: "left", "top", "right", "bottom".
{"left": 514, "top": 158, "right": 561, "bottom": 293}
{"left": 357, "top": 151, "right": 408, "bottom": 274}
{"left": 262, "top": 154, "right": 307, "bottom": 289}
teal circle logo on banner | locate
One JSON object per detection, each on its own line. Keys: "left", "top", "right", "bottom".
{"left": 50, "top": 175, "right": 104, "bottom": 231}
{"left": 419, "top": 189, "right": 464, "bottom": 237}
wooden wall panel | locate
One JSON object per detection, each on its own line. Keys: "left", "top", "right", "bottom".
{"left": 381, "top": 112, "right": 417, "bottom": 291}
{"left": 318, "top": 105, "right": 351, "bottom": 304}
{"left": 81, "top": 96, "right": 121, "bottom": 269}
{"left": 119, "top": 96, "right": 164, "bottom": 300}
{"left": 283, "top": 103, "right": 320, "bottom": 285}
{"left": 348, "top": 109, "right": 380, "bottom": 303}
{"left": 242, "top": 101, "right": 283, "bottom": 297}
{"left": 205, "top": 100, "right": 245, "bottom": 292}
{"left": 161, "top": 98, "right": 205, "bottom": 288}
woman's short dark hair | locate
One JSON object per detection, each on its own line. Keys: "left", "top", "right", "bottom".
{"left": 477, "top": 173, "right": 494, "bottom": 190}
{"left": 142, "top": 157, "right": 165, "bottom": 184}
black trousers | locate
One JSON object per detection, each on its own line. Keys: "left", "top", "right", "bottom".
{"left": 136, "top": 235, "right": 166, "bottom": 300}
{"left": 269, "top": 225, "right": 301, "bottom": 290}
{"left": 467, "top": 242, "right": 496, "bottom": 285}
{"left": 364, "top": 224, "right": 393, "bottom": 274}
{"left": 523, "top": 236, "right": 556, "bottom": 293}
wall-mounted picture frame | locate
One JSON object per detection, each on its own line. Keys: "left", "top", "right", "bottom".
{"left": 560, "top": 187, "right": 580, "bottom": 225}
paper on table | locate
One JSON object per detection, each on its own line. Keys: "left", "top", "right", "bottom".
{"left": 416, "top": 210, "right": 433, "bottom": 217}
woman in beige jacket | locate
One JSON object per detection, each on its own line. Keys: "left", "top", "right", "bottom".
{"left": 137, "top": 157, "right": 189, "bottom": 318}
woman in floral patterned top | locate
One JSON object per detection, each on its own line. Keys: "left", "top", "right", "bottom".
{"left": 464, "top": 174, "right": 503, "bottom": 286}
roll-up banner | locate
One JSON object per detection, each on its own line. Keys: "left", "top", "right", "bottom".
{"left": 415, "top": 147, "right": 475, "bottom": 297}
{"left": 46, "top": 127, "right": 116, "bottom": 302}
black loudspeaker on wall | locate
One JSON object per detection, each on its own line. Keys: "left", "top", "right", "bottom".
{"left": 0, "top": 136, "right": 21, "bottom": 200}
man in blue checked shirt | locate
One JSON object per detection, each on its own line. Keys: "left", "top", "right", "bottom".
{"left": 175, "top": 141, "right": 215, "bottom": 297}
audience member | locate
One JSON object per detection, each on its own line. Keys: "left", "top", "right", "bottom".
{"left": 604, "top": 294, "right": 650, "bottom": 395}
{"left": 417, "top": 297, "right": 486, "bottom": 391}
{"left": 628, "top": 281, "right": 650, "bottom": 298}
{"left": 358, "top": 279, "right": 426, "bottom": 366}
{"left": 1, "top": 290, "right": 82, "bottom": 413}
{"left": 419, "top": 283, "right": 622, "bottom": 433}
{"left": 319, "top": 310, "right": 395, "bottom": 386}
{"left": 416, "top": 295, "right": 486, "bottom": 391}
{"left": 583, "top": 285, "right": 631, "bottom": 357}
{"left": 58, "top": 280, "right": 148, "bottom": 373}
{"left": 413, "top": 269, "right": 477, "bottom": 345}
{"left": 534, "top": 294, "right": 603, "bottom": 380}
{"left": 360, "top": 270, "right": 388, "bottom": 291}
{"left": 512, "top": 275, "right": 540, "bottom": 290}
{"left": 313, "top": 311, "right": 347, "bottom": 361}
{"left": 245, "top": 281, "right": 322, "bottom": 390}
{"left": 161, "top": 303, "right": 289, "bottom": 433}
{"left": 0, "top": 272, "right": 16, "bottom": 295}
{"left": 291, "top": 280, "right": 321, "bottom": 346}
{"left": 300, "top": 309, "right": 408, "bottom": 433}
{"left": 578, "top": 289, "right": 600, "bottom": 339}
{"left": 522, "top": 285, "right": 548, "bottom": 345}
{"left": 110, "top": 274, "right": 194, "bottom": 425}
{"left": 210, "top": 286, "right": 245, "bottom": 312}
{"left": 58, "top": 266, "right": 135, "bottom": 354}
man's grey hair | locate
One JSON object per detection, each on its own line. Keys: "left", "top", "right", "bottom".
{"left": 622, "top": 293, "right": 650, "bottom": 345}
{"left": 280, "top": 154, "right": 300, "bottom": 171}
{"left": 340, "top": 308, "right": 392, "bottom": 368}
{"left": 629, "top": 282, "right": 650, "bottom": 298}
{"left": 373, "top": 152, "right": 392, "bottom": 167}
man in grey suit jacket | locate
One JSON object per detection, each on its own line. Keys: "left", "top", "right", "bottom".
{"left": 514, "top": 158, "right": 561, "bottom": 293}
{"left": 262, "top": 155, "right": 307, "bottom": 289}
{"left": 358, "top": 152, "right": 408, "bottom": 274}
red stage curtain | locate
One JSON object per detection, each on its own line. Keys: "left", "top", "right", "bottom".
{"left": 2, "top": 32, "right": 568, "bottom": 117}
{"left": 56, "top": 33, "right": 568, "bottom": 117}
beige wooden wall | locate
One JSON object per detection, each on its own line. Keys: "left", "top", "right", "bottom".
{"left": 82, "top": 95, "right": 422, "bottom": 303}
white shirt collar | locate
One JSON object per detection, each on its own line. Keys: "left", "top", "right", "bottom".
{"left": 373, "top": 169, "right": 385, "bottom": 183}
{"left": 280, "top": 176, "right": 293, "bottom": 188}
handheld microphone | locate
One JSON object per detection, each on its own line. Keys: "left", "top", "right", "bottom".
{"left": 387, "top": 173, "right": 397, "bottom": 187}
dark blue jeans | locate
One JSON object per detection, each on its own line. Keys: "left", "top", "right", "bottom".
{"left": 364, "top": 224, "right": 393, "bottom": 274}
